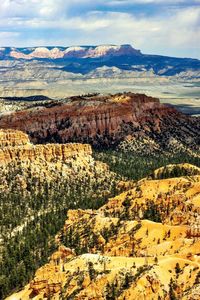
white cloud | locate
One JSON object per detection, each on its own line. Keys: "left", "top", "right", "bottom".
{"left": 61, "top": 8, "right": 199, "bottom": 57}
{"left": 0, "top": 0, "right": 199, "bottom": 58}
{"left": 0, "top": 0, "right": 67, "bottom": 18}
{"left": 0, "top": 31, "right": 20, "bottom": 37}
{"left": 108, "top": 0, "right": 200, "bottom": 3}
{"left": 0, "top": 31, "right": 20, "bottom": 46}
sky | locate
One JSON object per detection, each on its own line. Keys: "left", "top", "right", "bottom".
{"left": 0, "top": 0, "right": 200, "bottom": 58}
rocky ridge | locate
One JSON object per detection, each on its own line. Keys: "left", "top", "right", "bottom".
{"left": 0, "top": 129, "right": 125, "bottom": 243}
{"left": 0, "top": 140, "right": 91, "bottom": 166}
{"left": 0, "top": 129, "right": 122, "bottom": 195}
{"left": 0, "top": 45, "right": 199, "bottom": 79}
{"left": 0, "top": 93, "right": 199, "bottom": 155}
{"left": 7, "top": 164, "right": 200, "bottom": 300}
{"left": 0, "top": 129, "right": 92, "bottom": 165}
{"left": 147, "top": 163, "right": 200, "bottom": 180}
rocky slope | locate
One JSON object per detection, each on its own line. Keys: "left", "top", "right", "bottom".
{"left": 0, "top": 93, "right": 199, "bottom": 155}
{"left": 7, "top": 164, "right": 200, "bottom": 300}
{"left": 0, "top": 128, "right": 125, "bottom": 196}
{"left": 147, "top": 163, "right": 200, "bottom": 180}
{"left": 0, "top": 129, "right": 130, "bottom": 299}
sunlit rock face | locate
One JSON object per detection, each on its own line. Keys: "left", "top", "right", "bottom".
{"left": 0, "top": 93, "right": 199, "bottom": 155}
{"left": 0, "top": 129, "right": 29, "bottom": 147}
{"left": 0, "top": 129, "right": 92, "bottom": 165}
{"left": 5, "top": 44, "right": 141, "bottom": 60}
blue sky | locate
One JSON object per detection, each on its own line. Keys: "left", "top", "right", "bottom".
{"left": 0, "top": 0, "right": 199, "bottom": 58}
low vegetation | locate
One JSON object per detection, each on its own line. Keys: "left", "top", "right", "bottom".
{"left": 1, "top": 136, "right": 199, "bottom": 298}
{"left": 94, "top": 149, "right": 200, "bottom": 180}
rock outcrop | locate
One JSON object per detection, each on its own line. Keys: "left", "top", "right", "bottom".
{"left": 0, "top": 129, "right": 29, "bottom": 147}
{"left": 0, "top": 140, "right": 92, "bottom": 166}
{"left": 0, "top": 129, "right": 92, "bottom": 165}
{"left": 0, "top": 93, "right": 199, "bottom": 153}
{"left": 0, "top": 129, "right": 120, "bottom": 195}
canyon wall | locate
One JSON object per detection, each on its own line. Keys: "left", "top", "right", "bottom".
{"left": 0, "top": 93, "right": 192, "bottom": 148}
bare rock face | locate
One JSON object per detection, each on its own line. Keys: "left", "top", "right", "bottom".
{"left": 0, "top": 129, "right": 29, "bottom": 147}
{"left": 0, "top": 129, "right": 92, "bottom": 165}
{"left": 1, "top": 92, "right": 198, "bottom": 152}
{"left": 0, "top": 142, "right": 92, "bottom": 165}
{"left": 0, "top": 129, "right": 123, "bottom": 197}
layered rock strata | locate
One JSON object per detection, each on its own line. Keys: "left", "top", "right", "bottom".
{"left": 0, "top": 93, "right": 199, "bottom": 153}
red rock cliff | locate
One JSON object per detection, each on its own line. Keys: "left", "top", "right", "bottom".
{"left": 0, "top": 93, "right": 197, "bottom": 148}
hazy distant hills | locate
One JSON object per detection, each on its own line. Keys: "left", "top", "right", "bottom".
{"left": 0, "top": 44, "right": 199, "bottom": 77}
{"left": 0, "top": 44, "right": 199, "bottom": 115}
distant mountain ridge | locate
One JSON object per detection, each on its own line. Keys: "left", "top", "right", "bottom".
{"left": 0, "top": 44, "right": 199, "bottom": 77}
{"left": 0, "top": 44, "right": 141, "bottom": 59}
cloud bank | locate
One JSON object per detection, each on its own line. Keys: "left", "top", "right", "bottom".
{"left": 0, "top": 0, "right": 199, "bottom": 58}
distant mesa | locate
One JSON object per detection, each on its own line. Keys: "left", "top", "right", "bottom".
{"left": 6, "top": 44, "right": 142, "bottom": 60}
{"left": 0, "top": 44, "right": 199, "bottom": 79}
